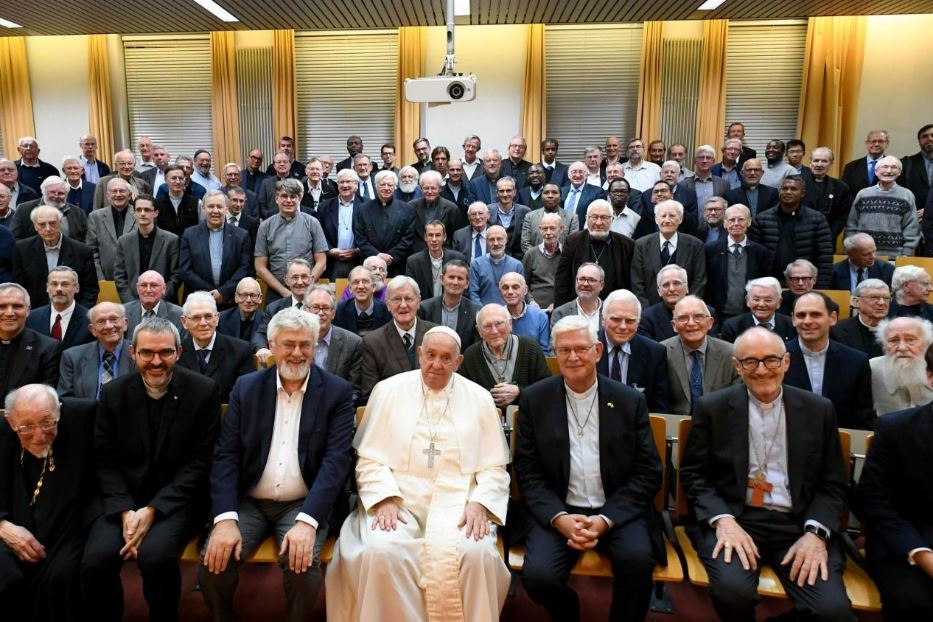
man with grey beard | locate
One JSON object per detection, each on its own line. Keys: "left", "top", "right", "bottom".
{"left": 870, "top": 316, "right": 933, "bottom": 416}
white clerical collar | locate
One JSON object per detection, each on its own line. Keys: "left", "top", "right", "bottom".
{"left": 748, "top": 388, "right": 783, "bottom": 411}
{"left": 565, "top": 380, "right": 598, "bottom": 400}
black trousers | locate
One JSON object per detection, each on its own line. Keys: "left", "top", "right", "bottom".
{"left": 696, "top": 508, "right": 855, "bottom": 622}
{"left": 867, "top": 550, "right": 933, "bottom": 621}
{"left": 521, "top": 506, "right": 655, "bottom": 622}
{"left": 81, "top": 508, "right": 200, "bottom": 622}
{"left": 0, "top": 537, "right": 86, "bottom": 621}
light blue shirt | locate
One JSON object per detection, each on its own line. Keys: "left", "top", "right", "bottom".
{"left": 337, "top": 200, "right": 355, "bottom": 249}
{"left": 510, "top": 303, "right": 551, "bottom": 355}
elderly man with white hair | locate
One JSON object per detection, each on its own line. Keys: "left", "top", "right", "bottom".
{"left": 720, "top": 277, "right": 796, "bottom": 343}
{"left": 847, "top": 155, "right": 920, "bottom": 257}
{"left": 14, "top": 136, "right": 60, "bottom": 192}
{"left": 888, "top": 264, "right": 933, "bottom": 321}
{"left": 61, "top": 155, "right": 97, "bottom": 215}
{"left": 91, "top": 149, "right": 151, "bottom": 210}
{"left": 681, "top": 145, "right": 730, "bottom": 209}
{"left": 11, "top": 175, "right": 88, "bottom": 242}
{"left": 327, "top": 325, "right": 511, "bottom": 622}
{"left": 394, "top": 165, "right": 422, "bottom": 202}
{"left": 832, "top": 278, "right": 890, "bottom": 358}
{"left": 831, "top": 232, "right": 894, "bottom": 293}
{"left": 870, "top": 316, "right": 933, "bottom": 416}
{"left": 409, "top": 169, "right": 460, "bottom": 253}
{"left": 317, "top": 168, "right": 363, "bottom": 279}
{"left": 355, "top": 169, "right": 416, "bottom": 277}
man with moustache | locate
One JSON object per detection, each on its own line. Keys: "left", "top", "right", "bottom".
{"left": 870, "top": 316, "right": 933, "bottom": 417}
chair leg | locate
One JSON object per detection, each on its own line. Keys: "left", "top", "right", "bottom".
{"left": 507, "top": 571, "right": 519, "bottom": 598}
{"left": 649, "top": 581, "right": 674, "bottom": 614}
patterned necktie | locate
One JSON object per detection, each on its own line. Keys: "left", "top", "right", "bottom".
{"left": 51, "top": 314, "right": 62, "bottom": 340}
{"left": 690, "top": 350, "right": 704, "bottom": 403}
{"left": 403, "top": 333, "right": 416, "bottom": 369}
{"left": 144, "top": 309, "right": 155, "bottom": 319}
{"left": 197, "top": 349, "right": 210, "bottom": 373}
{"left": 868, "top": 159, "right": 877, "bottom": 185}
{"left": 102, "top": 351, "right": 116, "bottom": 385}
{"left": 610, "top": 346, "right": 622, "bottom": 382}
{"left": 661, "top": 241, "right": 671, "bottom": 264}
{"left": 761, "top": 321, "right": 773, "bottom": 331}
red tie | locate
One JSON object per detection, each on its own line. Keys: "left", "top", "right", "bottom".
{"left": 51, "top": 313, "right": 62, "bottom": 340}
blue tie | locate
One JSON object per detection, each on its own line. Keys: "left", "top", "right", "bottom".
{"left": 473, "top": 233, "right": 483, "bottom": 259}
{"left": 868, "top": 159, "right": 876, "bottom": 185}
{"left": 566, "top": 187, "right": 581, "bottom": 216}
{"left": 690, "top": 350, "right": 703, "bottom": 403}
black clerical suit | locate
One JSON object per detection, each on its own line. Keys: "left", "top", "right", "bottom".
{"left": 82, "top": 368, "right": 220, "bottom": 622}
{"left": 0, "top": 398, "right": 97, "bottom": 621}
{"left": 353, "top": 198, "right": 416, "bottom": 277}
{"left": 0, "top": 328, "right": 60, "bottom": 399}
{"left": 596, "top": 331, "right": 672, "bottom": 414}
{"left": 553, "top": 231, "right": 635, "bottom": 307}
{"left": 177, "top": 333, "right": 255, "bottom": 400}
{"left": 515, "top": 375, "right": 663, "bottom": 622}
{"left": 680, "top": 384, "right": 854, "bottom": 622}
{"left": 855, "top": 402, "right": 933, "bottom": 619}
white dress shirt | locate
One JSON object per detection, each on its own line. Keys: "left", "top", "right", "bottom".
{"left": 50, "top": 300, "right": 76, "bottom": 338}
{"left": 564, "top": 382, "right": 607, "bottom": 509}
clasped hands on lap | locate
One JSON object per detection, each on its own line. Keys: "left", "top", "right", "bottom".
{"left": 203, "top": 518, "right": 317, "bottom": 574}
{"left": 712, "top": 516, "right": 829, "bottom": 587}
{"left": 371, "top": 498, "right": 492, "bottom": 540}
{"left": 553, "top": 513, "right": 610, "bottom": 551}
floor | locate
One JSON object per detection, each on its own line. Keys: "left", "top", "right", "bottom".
{"left": 119, "top": 562, "right": 883, "bottom": 621}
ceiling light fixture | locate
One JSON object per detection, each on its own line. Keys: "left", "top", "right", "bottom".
{"left": 191, "top": 0, "right": 240, "bottom": 23}
{"left": 453, "top": 0, "right": 470, "bottom": 17}
{"left": 0, "top": 17, "right": 22, "bottom": 28}
{"left": 697, "top": 0, "right": 727, "bottom": 9}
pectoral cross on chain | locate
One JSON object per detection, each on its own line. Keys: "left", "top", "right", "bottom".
{"left": 747, "top": 471, "right": 773, "bottom": 507}
{"left": 423, "top": 442, "right": 441, "bottom": 468}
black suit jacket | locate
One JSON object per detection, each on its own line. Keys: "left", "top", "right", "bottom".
{"left": 178, "top": 223, "right": 253, "bottom": 303}
{"left": 12, "top": 183, "right": 39, "bottom": 206}
{"left": 440, "top": 183, "right": 474, "bottom": 227}
{"left": 353, "top": 198, "right": 416, "bottom": 276}
{"left": 680, "top": 384, "right": 848, "bottom": 530}
{"left": 637, "top": 302, "right": 675, "bottom": 342}
{"left": 217, "top": 307, "right": 259, "bottom": 343}
{"left": 178, "top": 333, "right": 255, "bottom": 400}
{"left": 404, "top": 248, "right": 466, "bottom": 300}
{"left": 487, "top": 204, "right": 531, "bottom": 260}
{"left": 515, "top": 375, "right": 663, "bottom": 553}
{"left": 26, "top": 304, "right": 94, "bottom": 351}
{"left": 1, "top": 328, "right": 60, "bottom": 394}
{"left": 900, "top": 151, "right": 933, "bottom": 207}
{"left": 209, "top": 365, "right": 355, "bottom": 524}
{"left": 12, "top": 235, "right": 98, "bottom": 308}
{"left": 257, "top": 176, "right": 290, "bottom": 219}
{"left": 95, "top": 367, "right": 220, "bottom": 517}
{"left": 299, "top": 179, "right": 338, "bottom": 213}
{"left": 725, "top": 183, "right": 780, "bottom": 217}
{"left": 831, "top": 316, "right": 882, "bottom": 359}
{"left": 229, "top": 211, "right": 258, "bottom": 253}
{"left": 542, "top": 161, "right": 569, "bottom": 187}
{"left": 417, "top": 295, "right": 479, "bottom": 350}
{"left": 639, "top": 183, "right": 700, "bottom": 236}
{"left": 596, "top": 331, "right": 671, "bottom": 413}
{"left": 316, "top": 195, "right": 363, "bottom": 250}
{"left": 554, "top": 231, "right": 635, "bottom": 307}
{"left": 855, "top": 402, "right": 933, "bottom": 561}
{"left": 841, "top": 156, "right": 876, "bottom": 198}
{"left": 803, "top": 175, "right": 852, "bottom": 241}
{"left": 155, "top": 194, "right": 200, "bottom": 237}
{"left": 67, "top": 181, "right": 97, "bottom": 215}
{"left": 784, "top": 339, "right": 874, "bottom": 430}
{"left": 408, "top": 197, "right": 462, "bottom": 254}
{"left": 333, "top": 298, "right": 391, "bottom": 334}
{"left": 703, "top": 237, "right": 771, "bottom": 314}
{"left": 830, "top": 259, "right": 894, "bottom": 292}
{"left": 719, "top": 312, "right": 796, "bottom": 343}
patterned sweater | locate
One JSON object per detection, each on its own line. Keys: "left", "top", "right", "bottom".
{"left": 846, "top": 183, "right": 919, "bottom": 256}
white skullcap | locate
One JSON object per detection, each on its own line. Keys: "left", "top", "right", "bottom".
{"left": 424, "top": 325, "right": 462, "bottom": 349}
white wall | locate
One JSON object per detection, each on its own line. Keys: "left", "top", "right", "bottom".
{"left": 852, "top": 15, "right": 933, "bottom": 162}
{"left": 422, "top": 25, "right": 526, "bottom": 159}
{"left": 25, "top": 36, "right": 90, "bottom": 169}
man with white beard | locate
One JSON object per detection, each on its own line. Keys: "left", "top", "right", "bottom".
{"left": 870, "top": 316, "right": 933, "bottom": 416}
{"left": 395, "top": 166, "right": 422, "bottom": 202}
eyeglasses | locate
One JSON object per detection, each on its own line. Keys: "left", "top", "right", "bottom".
{"left": 787, "top": 276, "right": 815, "bottom": 283}
{"left": 674, "top": 314, "right": 710, "bottom": 324}
{"left": 588, "top": 214, "right": 611, "bottom": 222}
{"left": 736, "top": 356, "right": 784, "bottom": 371}
{"left": 306, "top": 304, "right": 334, "bottom": 313}
{"left": 236, "top": 292, "right": 262, "bottom": 300}
{"left": 93, "top": 316, "right": 125, "bottom": 326}
{"left": 183, "top": 313, "right": 217, "bottom": 323}
{"left": 135, "top": 348, "right": 177, "bottom": 361}
{"left": 9, "top": 415, "right": 60, "bottom": 436}
{"left": 388, "top": 296, "right": 418, "bottom": 305}
{"left": 555, "top": 344, "right": 596, "bottom": 358}
{"left": 858, "top": 295, "right": 891, "bottom": 304}
{"left": 576, "top": 276, "right": 601, "bottom": 284}
{"left": 479, "top": 319, "right": 509, "bottom": 332}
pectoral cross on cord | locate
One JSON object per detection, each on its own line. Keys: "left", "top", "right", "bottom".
{"left": 747, "top": 471, "right": 773, "bottom": 507}
{"left": 423, "top": 442, "right": 441, "bottom": 468}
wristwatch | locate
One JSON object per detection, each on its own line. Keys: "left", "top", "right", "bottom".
{"left": 805, "top": 524, "right": 830, "bottom": 541}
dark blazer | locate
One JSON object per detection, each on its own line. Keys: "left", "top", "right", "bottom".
{"left": 67, "top": 181, "right": 97, "bottom": 215}
{"left": 639, "top": 183, "right": 700, "bottom": 236}
{"left": 830, "top": 259, "right": 894, "bottom": 292}
{"left": 517, "top": 186, "right": 545, "bottom": 212}
{"left": 12, "top": 200, "right": 88, "bottom": 242}
{"left": 240, "top": 170, "right": 269, "bottom": 196}
{"left": 469, "top": 174, "right": 501, "bottom": 205}
{"left": 323, "top": 326, "right": 363, "bottom": 404}
{"left": 265, "top": 161, "right": 305, "bottom": 180}
{"left": 1, "top": 328, "right": 60, "bottom": 392}
{"left": 597, "top": 331, "right": 671, "bottom": 413}
{"left": 554, "top": 231, "right": 635, "bottom": 307}
{"left": 831, "top": 316, "right": 883, "bottom": 359}
{"left": 514, "top": 375, "right": 662, "bottom": 549}
{"left": 637, "top": 302, "right": 676, "bottom": 342}
{"left": 900, "top": 151, "right": 933, "bottom": 207}
{"left": 542, "top": 161, "right": 569, "bottom": 187}
{"left": 680, "top": 384, "right": 848, "bottom": 531}
{"left": 82, "top": 159, "right": 111, "bottom": 180}
{"left": 178, "top": 332, "right": 255, "bottom": 400}
{"left": 299, "top": 179, "right": 338, "bottom": 214}
{"left": 719, "top": 312, "right": 796, "bottom": 343}
{"left": 803, "top": 176, "right": 852, "bottom": 241}
{"left": 58, "top": 339, "right": 135, "bottom": 399}
{"left": 138, "top": 167, "right": 160, "bottom": 195}
{"left": 353, "top": 198, "right": 416, "bottom": 276}
{"left": 703, "top": 237, "right": 771, "bottom": 314}
{"left": 12, "top": 183, "right": 39, "bottom": 206}
{"left": 404, "top": 248, "right": 466, "bottom": 300}
{"left": 360, "top": 319, "right": 437, "bottom": 400}
{"left": 26, "top": 304, "right": 93, "bottom": 351}
{"left": 841, "top": 156, "right": 876, "bottom": 198}
{"left": 249, "top": 295, "right": 296, "bottom": 352}
{"left": 784, "top": 338, "right": 873, "bottom": 430}
{"left": 333, "top": 298, "right": 391, "bottom": 334}
{"left": 855, "top": 403, "right": 933, "bottom": 561}
{"left": 501, "top": 158, "right": 532, "bottom": 189}
{"left": 12, "top": 235, "right": 99, "bottom": 308}
{"left": 440, "top": 182, "right": 474, "bottom": 226}
{"left": 680, "top": 175, "right": 731, "bottom": 203}
{"left": 210, "top": 365, "right": 355, "bottom": 524}
{"left": 95, "top": 367, "right": 220, "bottom": 517}
{"left": 230, "top": 211, "right": 259, "bottom": 252}
{"left": 178, "top": 223, "right": 252, "bottom": 303}
{"left": 725, "top": 183, "right": 780, "bottom": 217}
{"left": 316, "top": 195, "right": 363, "bottom": 251}
{"left": 257, "top": 176, "right": 290, "bottom": 219}
{"left": 0, "top": 224, "right": 11, "bottom": 283}
{"left": 418, "top": 295, "right": 480, "bottom": 350}
{"left": 487, "top": 204, "right": 531, "bottom": 260}
{"left": 630, "top": 232, "right": 707, "bottom": 307}
{"left": 217, "top": 307, "right": 259, "bottom": 343}
{"left": 451, "top": 225, "right": 484, "bottom": 264}
{"left": 409, "top": 197, "right": 462, "bottom": 253}
{"left": 458, "top": 335, "right": 551, "bottom": 405}
{"left": 155, "top": 194, "right": 200, "bottom": 238}
{"left": 561, "top": 183, "right": 607, "bottom": 225}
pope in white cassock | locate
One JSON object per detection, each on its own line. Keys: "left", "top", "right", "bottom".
{"left": 326, "top": 325, "right": 511, "bottom": 621}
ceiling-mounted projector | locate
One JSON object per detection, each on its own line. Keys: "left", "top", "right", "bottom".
{"left": 404, "top": 75, "right": 477, "bottom": 103}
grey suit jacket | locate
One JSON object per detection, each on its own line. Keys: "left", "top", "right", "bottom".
{"left": 124, "top": 299, "right": 184, "bottom": 336}
{"left": 91, "top": 174, "right": 151, "bottom": 210}
{"left": 549, "top": 298, "right": 593, "bottom": 328}
{"left": 114, "top": 227, "right": 180, "bottom": 302}
{"left": 325, "top": 325, "right": 363, "bottom": 403}
{"left": 680, "top": 175, "right": 731, "bottom": 200}
{"left": 86, "top": 206, "right": 138, "bottom": 280}
{"left": 661, "top": 335, "right": 740, "bottom": 415}
{"left": 58, "top": 339, "right": 135, "bottom": 399}
{"left": 520, "top": 207, "right": 580, "bottom": 254}
{"left": 630, "top": 232, "right": 707, "bottom": 307}
{"left": 360, "top": 318, "right": 438, "bottom": 401}
{"left": 452, "top": 225, "right": 485, "bottom": 264}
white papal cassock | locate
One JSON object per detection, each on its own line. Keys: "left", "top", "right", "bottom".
{"left": 326, "top": 370, "right": 511, "bottom": 622}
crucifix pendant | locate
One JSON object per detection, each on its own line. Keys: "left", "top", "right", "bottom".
{"left": 497, "top": 374, "right": 505, "bottom": 383}
{"left": 747, "top": 471, "right": 773, "bottom": 507}
{"left": 576, "top": 428, "right": 584, "bottom": 439}
{"left": 423, "top": 441, "right": 441, "bottom": 468}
